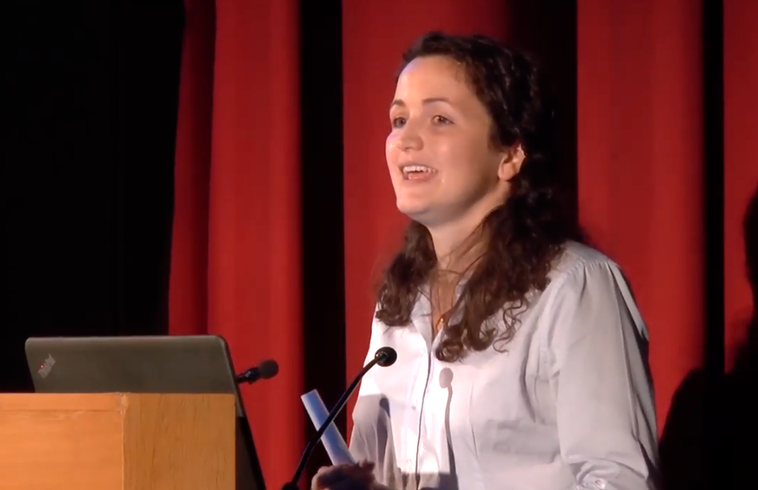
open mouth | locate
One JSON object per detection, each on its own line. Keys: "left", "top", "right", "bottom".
{"left": 401, "top": 164, "right": 437, "bottom": 181}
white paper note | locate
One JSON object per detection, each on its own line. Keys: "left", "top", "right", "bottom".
{"left": 301, "top": 389, "right": 355, "bottom": 465}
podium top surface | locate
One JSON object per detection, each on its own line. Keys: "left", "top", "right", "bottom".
{"left": 0, "top": 392, "right": 235, "bottom": 412}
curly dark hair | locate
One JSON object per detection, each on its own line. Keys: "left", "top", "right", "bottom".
{"left": 375, "top": 32, "right": 579, "bottom": 362}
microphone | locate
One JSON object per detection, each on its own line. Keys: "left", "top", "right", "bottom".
{"left": 281, "top": 346, "right": 397, "bottom": 490}
{"left": 235, "top": 359, "right": 279, "bottom": 384}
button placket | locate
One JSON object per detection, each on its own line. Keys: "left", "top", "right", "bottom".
{"left": 411, "top": 344, "right": 433, "bottom": 479}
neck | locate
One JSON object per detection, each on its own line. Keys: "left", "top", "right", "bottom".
{"left": 425, "top": 191, "right": 507, "bottom": 273}
{"left": 428, "top": 219, "right": 486, "bottom": 274}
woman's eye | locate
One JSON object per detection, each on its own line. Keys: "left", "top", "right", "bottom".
{"left": 391, "top": 117, "right": 406, "bottom": 128}
{"left": 432, "top": 115, "right": 451, "bottom": 125}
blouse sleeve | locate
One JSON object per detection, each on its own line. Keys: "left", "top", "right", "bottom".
{"left": 543, "top": 260, "right": 660, "bottom": 490}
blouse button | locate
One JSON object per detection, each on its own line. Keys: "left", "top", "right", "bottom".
{"left": 577, "top": 480, "right": 607, "bottom": 490}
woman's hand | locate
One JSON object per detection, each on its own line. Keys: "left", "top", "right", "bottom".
{"left": 310, "top": 461, "right": 389, "bottom": 490}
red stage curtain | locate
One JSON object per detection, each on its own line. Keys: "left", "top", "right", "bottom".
{"left": 341, "top": 0, "right": 713, "bottom": 434}
{"left": 724, "top": 2, "right": 758, "bottom": 370}
{"left": 171, "top": 0, "right": 757, "bottom": 486}
{"left": 576, "top": 0, "right": 704, "bottom": 430}
{"left": 170, "top": 0, "right": 303, "bottom": 487}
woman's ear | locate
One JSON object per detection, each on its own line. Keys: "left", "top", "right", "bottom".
{"left": 498, "top": 143, "right": 526, "bottom": 181}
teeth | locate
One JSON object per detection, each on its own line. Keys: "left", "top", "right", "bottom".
{"left": 402, "top": 165, "right": 433, "bottom": 174}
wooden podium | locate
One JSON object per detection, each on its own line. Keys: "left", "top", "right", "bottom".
{"left": 0, "top": 393, "right": 236, "bottom": 490}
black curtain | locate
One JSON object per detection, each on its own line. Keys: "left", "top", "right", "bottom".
{"left": 0, "top": 0, "right": 184, "bottom": 391}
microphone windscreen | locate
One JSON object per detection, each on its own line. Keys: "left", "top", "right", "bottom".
{"left": 258, "top": 359, "right": 279, "bottom": 379}
{"left": 374, "top": 347, "right": 397, "bottom": 367}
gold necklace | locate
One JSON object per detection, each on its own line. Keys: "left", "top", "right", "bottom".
{"left": 434, "top": 314, "right": 446, "bottom": 334}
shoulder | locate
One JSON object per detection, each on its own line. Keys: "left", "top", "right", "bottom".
{"left": 548, "top": 241, "right": 623, "bottom": 281}
{"left": 543, "top": 240, "right": 635, "bottom": 300}
{"left": 538, "top": 241, "right": 648, "bottom": 350}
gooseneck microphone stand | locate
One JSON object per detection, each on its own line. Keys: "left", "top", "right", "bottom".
{"left": 281, "top": 346, "right": 397, "bottom": 490}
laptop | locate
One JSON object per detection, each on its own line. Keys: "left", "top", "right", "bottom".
{"left": 25, "top": 335, "right": 266, "bottom": 490}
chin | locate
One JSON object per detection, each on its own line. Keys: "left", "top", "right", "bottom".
{"left": 396, "top": 202, "right": 437, "bottom": 226}
{"left": 395, "top": 199, "right": 428, "bottom": 218}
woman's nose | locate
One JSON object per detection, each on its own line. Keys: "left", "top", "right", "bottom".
{"left": 396, "top": 125, "right": 423, "bottom": 152}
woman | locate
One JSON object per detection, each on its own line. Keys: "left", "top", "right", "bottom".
{"left": 313, "top": 32, "right": 658, "bottom": 490}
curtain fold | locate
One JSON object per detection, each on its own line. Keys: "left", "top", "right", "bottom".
{"left": 577, "top": 0, "right": 705, "bottom": 429}
{"left": 724, "top": 2, "right": 758, "bottom": 370}
{"left": 171, "top": 0, "right": 303, "bottom": 487}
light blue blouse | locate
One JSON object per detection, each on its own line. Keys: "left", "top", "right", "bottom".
{"left": 349, "top": 242, "right": 659, "bottom": 490}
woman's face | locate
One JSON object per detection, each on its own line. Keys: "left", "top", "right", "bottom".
{"left": 386, "top": 55, "right": 522, "bottom": 229}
